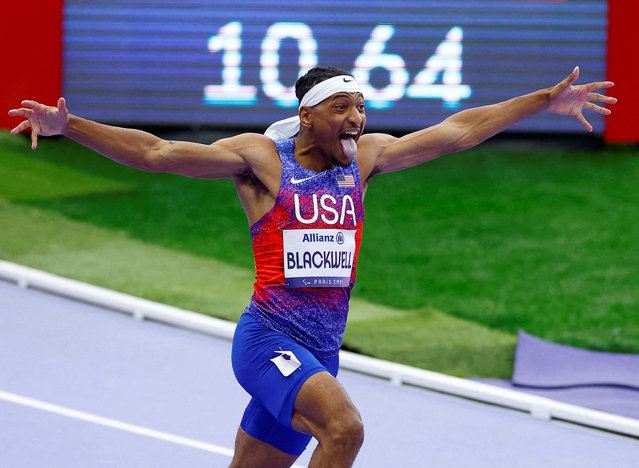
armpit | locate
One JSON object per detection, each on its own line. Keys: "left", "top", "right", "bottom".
{"left": 235, "top": 166, "right": 269, "bottom": 193}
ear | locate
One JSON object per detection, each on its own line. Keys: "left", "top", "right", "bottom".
{"left": 299, "top": 106, "right": 313, "bottom": 129}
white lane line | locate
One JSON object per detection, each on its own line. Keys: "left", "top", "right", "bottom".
{"left": 0, "top": 389, "right": 234, "bottom": 456}
{"left": 1, "top": 389, "right": 307, "bottom": 467}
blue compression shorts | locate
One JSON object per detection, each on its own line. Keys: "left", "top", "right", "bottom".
{"left": 231, "top": 313, "right": 339, "bottom": 456}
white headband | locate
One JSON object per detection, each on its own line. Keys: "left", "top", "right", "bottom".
{"left": 264, "top": 75, "right": 361, "bottom": 140}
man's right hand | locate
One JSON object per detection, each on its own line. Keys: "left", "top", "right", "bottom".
{"left": 8, "top": 97, "right": 70, "bottom": 149}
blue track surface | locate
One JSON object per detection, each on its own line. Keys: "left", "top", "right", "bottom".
{"left": 1, "top": 279, "right": 637, "bottom": 467}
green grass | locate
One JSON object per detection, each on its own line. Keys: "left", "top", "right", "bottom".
{"left": 358, "top": 146, "right": 639, "bottom": 352}
{"left": 1, "top": 131, "right": 638, "bottom": 378}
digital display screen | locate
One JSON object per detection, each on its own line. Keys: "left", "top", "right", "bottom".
{"left": 63, "top": 1, "right": 608, "bottom": 133}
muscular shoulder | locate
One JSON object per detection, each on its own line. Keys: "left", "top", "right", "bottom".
{"left": 216, "top": 133, "right": 281, "bottom": 196}
{"left": 215, "top": 133, "right": 277, "bottom": 164}
{"left": 355, "top": 133, "right": 397, "bottom": 182}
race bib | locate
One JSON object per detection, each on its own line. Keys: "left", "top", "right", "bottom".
{"left": 283, "top": 229, "right": 356, "bottom": 287}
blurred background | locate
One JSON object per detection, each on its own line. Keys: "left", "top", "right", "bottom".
{"left": 1, "top": 0, "right": 637, "bottom": 378}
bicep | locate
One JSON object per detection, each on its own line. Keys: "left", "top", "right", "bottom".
{"left": 362, "top": 124, "right": 463, "bottom": 177}
{"left": 150, "top": 136, "right": 251, "bottom": 180}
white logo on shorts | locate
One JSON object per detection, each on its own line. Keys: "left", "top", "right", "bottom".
{"left": 271, "top": 349, "right": 302, "bottom": 377}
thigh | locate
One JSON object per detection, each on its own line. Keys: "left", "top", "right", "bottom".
{"left": 291, "top": 371, "right": 361, "bottom": 437}
{"left": 230, "top": 427, "right": 299, "bottom": 468}
{"left": 232, "top": 313, "right": 339, "bottom": 426}
{"left": 240, "top": 397, "right": 313, "bottom": 456}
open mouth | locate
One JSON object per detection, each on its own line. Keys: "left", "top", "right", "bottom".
{"left": 339, "top": 131, "right": 359, "bottom": 158}
{"left": 340, "top": 130, "right": 359, "bottom": 140}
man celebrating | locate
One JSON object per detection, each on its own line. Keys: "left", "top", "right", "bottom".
{"left": 9, "top": 66, "right": 615, "bottom": 467}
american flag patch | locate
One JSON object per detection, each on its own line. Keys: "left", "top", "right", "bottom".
{"left": 336, "top": 174, "right": 355, "bottom": 188}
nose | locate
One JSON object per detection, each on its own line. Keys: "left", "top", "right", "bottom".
{"left": 347, "top": 105, "right": 363, "bottom": 127}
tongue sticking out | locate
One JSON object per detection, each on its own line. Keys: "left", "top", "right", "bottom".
{"left": 340, "top": 136, "right": 358, "bottom": 158}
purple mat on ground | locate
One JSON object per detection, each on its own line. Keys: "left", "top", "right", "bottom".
{"left": 476, "top": 331, "right": 639, "bottom": 420}
{"left": 477, "top": 378, "right": 639, "bottom": 420}
{"left": 513, "top": 331, "right": 639, "bottom": 390}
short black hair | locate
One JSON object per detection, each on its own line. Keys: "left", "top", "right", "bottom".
{"left": 295, "top": 66, "right": 353, "bottom": 102}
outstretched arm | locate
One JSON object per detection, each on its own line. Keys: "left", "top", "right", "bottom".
{"left": 363, "top": 67, "right": 616, "bottom": 176}
{"left": 7, "top": 98, "right": 264, "bottom": 180}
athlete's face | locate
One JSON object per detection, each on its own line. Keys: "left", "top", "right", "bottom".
{"left": 307, "top": 92, "right": 366, "bottom": 167}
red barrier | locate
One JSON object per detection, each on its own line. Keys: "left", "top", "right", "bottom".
{"left": 1, "top": 2, "right": 63, "bottom": 130}
{"left": 605, "top": 0, "right": 639, "bottom": 143}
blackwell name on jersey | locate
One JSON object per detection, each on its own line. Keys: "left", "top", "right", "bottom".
{"left": 286, "top": 250, "right": 353, "bottom": 270}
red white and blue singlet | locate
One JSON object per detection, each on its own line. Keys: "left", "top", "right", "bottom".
{"left": 244, "top": 138, "right": 365, "bottom": 359}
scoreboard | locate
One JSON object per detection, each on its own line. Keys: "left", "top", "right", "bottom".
{"left": 63, "top": 1, "right": 608, "bottom": 133}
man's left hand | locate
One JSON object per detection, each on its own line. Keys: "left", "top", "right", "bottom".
{"left": 547, "top": 66, "right": 616, "bottom": 132}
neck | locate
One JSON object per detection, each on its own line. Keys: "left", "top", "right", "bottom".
{"left": 293, "top": 132, "right": 334, "bottom": 173}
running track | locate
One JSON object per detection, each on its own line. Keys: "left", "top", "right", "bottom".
{"left": 1, "top": 279, "right": 638, "bottom": 467}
